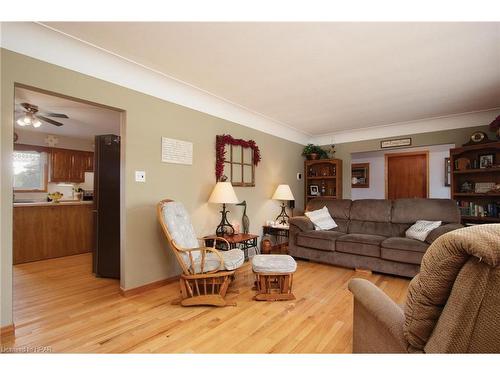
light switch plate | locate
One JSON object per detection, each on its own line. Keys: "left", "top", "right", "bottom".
{"left": 135, "top": 171, "right": 146, "bottom": 182}
{"left": 296, "top": 172, "right": 302, "bottom": 180}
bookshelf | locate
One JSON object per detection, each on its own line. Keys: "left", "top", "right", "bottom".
{"left": 450, "top": 141, "right": 500, "bottom": 224}
{"left": 304, "top": 159, "right": 343, "bottom": 208}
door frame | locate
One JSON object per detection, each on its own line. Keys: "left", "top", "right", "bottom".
{"left": 9, "top": 83, "right": 126, "bottom": 329}
{"left": 384, "top": 150, "right": 429, "bottom": 199}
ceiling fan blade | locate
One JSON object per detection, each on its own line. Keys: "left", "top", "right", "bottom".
{"left": 36, "top": 115, "right": 64, "bottom": 127}
{"left": 41, "top": 112, "right": 69, "bottom": 119}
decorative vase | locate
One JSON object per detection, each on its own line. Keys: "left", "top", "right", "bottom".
{"left": 261, "top": 237, "right": 272, "bottom": 254}
{"left": 307, "top": 153, "right": 319, "bottom": 160}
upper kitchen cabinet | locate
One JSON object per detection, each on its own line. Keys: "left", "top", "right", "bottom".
{"left": 84, "top": 151, "right": 94, "bottom": 172}
{"left": 50, "top": 148, "right": 94, "bottom": 183}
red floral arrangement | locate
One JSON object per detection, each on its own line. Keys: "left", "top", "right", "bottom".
{"left": 215, "top": 134, "right": 261, "bottom": 181}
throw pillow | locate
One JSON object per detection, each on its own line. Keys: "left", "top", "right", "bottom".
{"left": 305, "top": 206, "right": 337, "bottom": 230}
{"left": 406, "top": 220, "right": 442, "bottom": 242}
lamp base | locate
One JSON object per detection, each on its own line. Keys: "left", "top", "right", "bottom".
{"left": 216, "top": 203, "right": 234, "bottom": 237}
{"left": 275, "top": 202, "right": 290, "bottom": 225}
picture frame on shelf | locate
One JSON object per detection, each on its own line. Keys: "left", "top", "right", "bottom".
{"left": 309, "top": 185, "right": 319, "bottom": 196}
{"left": 479, "top": 154, "right": 495, "bottom": 169}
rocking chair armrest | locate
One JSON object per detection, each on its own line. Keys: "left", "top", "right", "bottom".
{"left": 200, "top": 236, "right": 230, "bottom": 248}
{"left": 172, "top": 240, "right": 225, "bottom": 274}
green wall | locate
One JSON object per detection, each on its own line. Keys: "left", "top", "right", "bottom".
{"left": 0, "top": 49, "right": 305, "bottom": 326}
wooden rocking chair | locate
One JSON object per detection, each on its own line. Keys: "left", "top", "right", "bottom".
{"left": 157, "top": 199, "right": 244, "bottom": 307}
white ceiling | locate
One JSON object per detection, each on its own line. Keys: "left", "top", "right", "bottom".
{"left": 41, "top": 22, "right": 500, "bottom": 137}
{"left": 14, "top": 87, "right": 121, "bottom": 140}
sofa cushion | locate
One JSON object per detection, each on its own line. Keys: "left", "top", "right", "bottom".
{"left": 349, "top": 220, "right": 395, "bottom": 237}
{"left": 305, "top": 206, "right": 337, "bottom": 230}
{"left": 381, "top": 237, "right": 428, "bottom": 265}
{"left": 382, "top": 237, "right": 429, "bottom": 253}
{"left": 391, "top": 198, "right": 460, "bottom": 224}
{"left": 425, "top": 223, "right": 463, "bottom": 244}
{"left": 296, "top": 230, "right": 346, "bottom": 252}
{"left": 381, "top": 248, "right": 425, "bottom": 265}
{"left": 350, "top": 199, "right": 392, "bottom": 222}
{"left": 336, "top": 233, "right": 386, "bottom": 258}
{"left": 307, "top": 198, "right": 352, "bottom": 220}
{"left": 406, "top": 220, "right": 442, "bottom": 241}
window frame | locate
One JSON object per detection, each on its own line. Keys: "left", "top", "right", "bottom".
{"left": 13, "top": 144, "right": 49, "bottom": 193}
{"left": 223, "top": 144, "right": 255, "bottom": 187}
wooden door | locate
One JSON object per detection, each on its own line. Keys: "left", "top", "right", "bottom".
{"left": 50, "top": 148, "right": 72, "bottom": 182}
{"left": 386, "top": 152, "right": 428, "bottom": 199}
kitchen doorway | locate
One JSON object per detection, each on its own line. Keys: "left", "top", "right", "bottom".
{"left": 385, "top": 151, "right": 429, "bottom": 199}
{"left": 12, "top": 83, "right": 125, "bottom": 330}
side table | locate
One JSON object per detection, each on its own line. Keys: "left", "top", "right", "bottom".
{"left": 203, "top": 233, "right": 259, "bottom": 260}
{"left": 262, "top": 225, "right": 289, "bottom": 254}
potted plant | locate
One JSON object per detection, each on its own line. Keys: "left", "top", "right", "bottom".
{"left": 489, "top": 115, "right": 500, "bottom": 140}
{"left": 302, "top": 144, "right": 328, "bottom": 160}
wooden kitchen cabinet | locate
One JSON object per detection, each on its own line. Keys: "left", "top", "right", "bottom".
{"left": 13, "top": 202, "right": 94, "bottom": 264}
{"left": 84, "top": 151, "right": 94, "bottom": 172}
{"left": 49, "top": 148, "right": 94, "bottom": 183}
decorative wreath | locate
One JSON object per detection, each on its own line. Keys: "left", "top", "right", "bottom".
{"left": 215, "top": 134, "right": 261, "bottom": 181}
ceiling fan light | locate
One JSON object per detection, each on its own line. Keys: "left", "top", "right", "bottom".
{"left": 23, "top": 114, "right": 32, "bottom": 125}
{"left": 33, "top": 119, "right": 42, "bottom": 128}
{"left": 16, "top": 118, "right": 26, "bottom": 126}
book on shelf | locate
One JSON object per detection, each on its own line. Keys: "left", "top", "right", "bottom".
{"left": 456, "top": 200, "right": 500, "bottom": 219}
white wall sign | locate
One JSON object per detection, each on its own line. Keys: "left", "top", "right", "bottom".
{"left": 161, "top": 137, "right": 193, "bottom": 165}
{"left": 380, "top": 138, "right": 412, "bottom": 148}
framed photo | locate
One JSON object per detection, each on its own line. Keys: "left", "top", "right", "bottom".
{"left": 444, "top": 157, "right": 451, "bottom": 187}
{"left": 309, "top": 184, "right": 319, "bottom": 196}
{"left": 380, "top": 138, "right": 412, "bottom": 149}
{"left": 479, "top": 154, "right": 495, "bottom": 169}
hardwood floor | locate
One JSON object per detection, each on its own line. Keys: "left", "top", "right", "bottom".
{"left": 1, "top": 253, "right": 410, "bottom": 353}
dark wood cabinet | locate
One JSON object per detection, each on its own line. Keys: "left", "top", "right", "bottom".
{"left": 49, "top": 148, "right": 94, "bottom": 183}
{"left": 450, "top": 141, "right": 500, "bottom": 224}
{"left": 304, "top": 159, "right": 343, "bottom": 208}
{"left": 84, "top": 152, "right": 94, "bottom": 172}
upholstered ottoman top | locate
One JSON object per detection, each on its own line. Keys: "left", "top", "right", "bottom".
{"left": 252, "top": 254, "right": 297, "bottom": 274}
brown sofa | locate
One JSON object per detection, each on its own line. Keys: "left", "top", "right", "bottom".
{"left": 288, "top": 198, "right": 462, "bottom": 277}
{"left": 348, "top": 224, "right": 500, "bottom": 353}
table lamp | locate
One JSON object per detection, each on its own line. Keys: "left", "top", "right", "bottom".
{"left": 272, "top": 184, "right": 295, "bottom": 225}
{"left": 209, "top": 178, "right": 239, "bottom": 236}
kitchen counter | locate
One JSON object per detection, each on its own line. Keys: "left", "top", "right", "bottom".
{"left": 14, "top": 200, "right": 93, "bottom": 207}
{"left": 13, "top": 202, "right": 94, "bottom": 264}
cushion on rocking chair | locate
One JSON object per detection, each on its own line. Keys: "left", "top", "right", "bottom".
{"left": 162, "top": 201, "right": 244, "bottom": 274}
{"left": 191, "top": 248, "right": 244, "bottom": 274}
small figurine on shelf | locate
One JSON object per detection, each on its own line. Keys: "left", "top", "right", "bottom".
{"left": 321, "top": 181, "right": 326, "bottom": 196}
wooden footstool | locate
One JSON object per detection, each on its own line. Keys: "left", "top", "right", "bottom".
{"left": 252, "top": 254, "right": 297, "bottom": 301}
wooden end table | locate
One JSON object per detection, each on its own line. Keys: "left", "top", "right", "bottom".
{"left": 203, "top": 233, "right": 259, "bottom": 260}
{"left": 262, "top": 225, "right": 289, "bottom": 254}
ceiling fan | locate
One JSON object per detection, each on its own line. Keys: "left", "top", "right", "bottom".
{"left": 16, "top": 102, "right": 69, "bottom": 128}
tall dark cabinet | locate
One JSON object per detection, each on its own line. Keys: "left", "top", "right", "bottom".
{"left": 93, "top": 134, "right": 121, "bottom": 279}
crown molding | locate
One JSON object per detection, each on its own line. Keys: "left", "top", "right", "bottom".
{"left": 311, "top": 108, "right": 500, "bottom": 145}
{"left": 0, "top": 22, "right": 310, "bottom": 145}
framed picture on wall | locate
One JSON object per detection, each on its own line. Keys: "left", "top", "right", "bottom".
{"left": 444, "top": 157, "right": 451, "bottom": 187}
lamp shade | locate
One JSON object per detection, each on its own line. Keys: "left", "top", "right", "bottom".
{"left": 272, "top": 184, "right": 295, "bottom": 201}
{"left": 208, "top": 181, "right": 239, "bottom": 204}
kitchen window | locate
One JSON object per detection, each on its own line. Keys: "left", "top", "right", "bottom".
{"left": 13, "top": 148, "right": 48, "bottom": 192}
